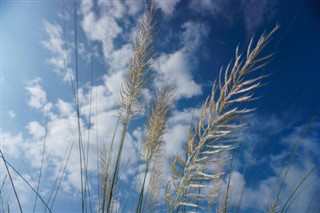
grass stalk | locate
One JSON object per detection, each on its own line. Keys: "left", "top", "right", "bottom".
{"left": 1, "top": 153, "right": 52, "bottom": 212}
{"left": 100, "top": 112, "right": 121, "bottom": 213}
{"left": 0, "top": 151, "right": 22, "bottom": 213}
{"left": 105, "top": 2, "right": 158, "bottom": 212}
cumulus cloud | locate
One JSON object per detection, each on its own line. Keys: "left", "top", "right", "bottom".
{"left": 155, "top": 51, "right": 201, "bottom": 99}
{"left": 108, "top": 44, "right": 133, "bottom": 72}
{"left": 27, "top": 121, "right": 45, "bottom": 139}
{"left": 2, "top": 132, "right": 24, "bottom": 157}
{"left": 56, "top": 99, "right": 74, "bottom": 117}
{"left": 154, "top": 21, "right": 209, "bottom": 99}
{"left": 81, "top": 10, "right": 122, "bottom": 63}
{"left": 26, "top": 78, "right": 47, "bottom": 110}
{"left": 98, "top": 0, "right": 126, "bottom": 19}
{"left": 80, "top": 0, "right": 139, "bottom": 71}
{"left": 4, "top": 72, "right": 142, "bottom": 208}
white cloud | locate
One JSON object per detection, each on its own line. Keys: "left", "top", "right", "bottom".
{"left": 155, "top": 51, "right": 201, "bottom": 99}
{"left": 109, "top": 44, "right": 133, "bottom": 72}
{"left": 97, "top": 0, "right": 144, "bottom": 18}
{"left": 2, "top": 132, "right": 24, "bottom": 157}
{"left": 81, "top": 7, "right": 123, "bottom": 64}
{"left": 98, "top": 0, "right": 126, "bottom": 19}
{"left": 56, "top": 99, "right": 74, "bottom": 117}
{"left": 26, "top": 78, "right": 47, "bottom": 110}
{"left": 7, "top": 78, "right": 140, "bottom": 198}
{"left": 153, "top": 21, "right": 209, "bottom": 100}
{"left": 27, "top": 121, "right": 45, "bottom": 139}
{"left": 80, "top": 85, "right": 111, "bottom": 116}
{"left": 103, "top": 72, "right": 123, "bottom": 100}
{"left": 80, "top": 0, "right": 93, "bottom": 14}
{"left": 158, "top": 0, "right": 180, "bottom": 16}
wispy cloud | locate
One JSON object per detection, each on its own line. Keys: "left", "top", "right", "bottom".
{"left": 240, "top": 0, "right": 277, "bottom": 36}
{"left": 189, "top": 0, "right": 220, "bottom": 15}
{"left": 8, "top": 110, "right": 17, "bottom": 118}
{"left": 188, "top": 0, "right": 276, "bottom": 35}
{"left": 180, "top": 21, "right": 209, "bottom": 54}
{"left": 41, "top": 21, "right": 74, "bottom": 82}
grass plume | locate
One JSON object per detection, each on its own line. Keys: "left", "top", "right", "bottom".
{"left": 136, "top": 83, "right": 175, "bottom": 212}
{"left": 166, "top": 26, "right": 279, "bottom": 213}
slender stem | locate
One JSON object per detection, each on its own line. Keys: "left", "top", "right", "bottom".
{"left": 33, "top": 107, "right": 49, "bottom": 213}
{"left": 136, "top": 161, "right": 150, "bottom": 213}
{"left": 100, "top": 112, "right": 122, "bottom": 213}
{"left": 0, "top": 151, "right": 22, "bottom": 213}
{"left": 1, "top": 152, "right": 52, "bottom": 212}
{"left": 106, "top": 106, "right": 131, "bottom": 213}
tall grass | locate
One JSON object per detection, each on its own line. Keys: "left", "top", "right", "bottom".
{"left": 1, "top": 1, "right": 319, "bottom": 213}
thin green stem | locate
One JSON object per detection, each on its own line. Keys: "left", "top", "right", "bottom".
{"left": 106, "top": 107, "right": 131, "bottom": 213}
{"left": 100, "top": 112, "right": 122, "bottom": 213}
{"left": 136, "top": 161, "right": 150, "bottom": 213}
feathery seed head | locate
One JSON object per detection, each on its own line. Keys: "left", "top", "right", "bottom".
{"left": 119, "top": 0, "right": 159, "bottom": 121}
{"left": 142, "top": 83, "right": 175, "bottom": 161}
{"left": 167, "top": 26, "right": 278, "bottom": 212}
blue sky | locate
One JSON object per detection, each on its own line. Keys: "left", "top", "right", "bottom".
{"left": 1, "top": 0, "right": 320, "bottom": 212}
